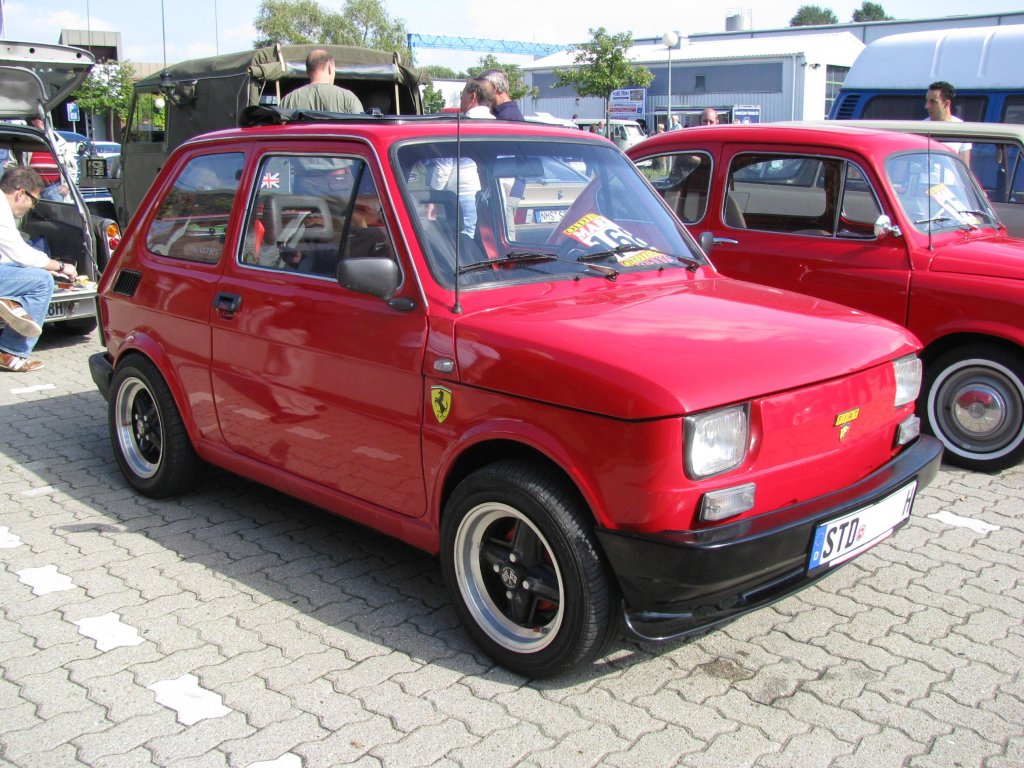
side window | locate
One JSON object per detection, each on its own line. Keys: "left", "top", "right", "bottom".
{"left": 838, "top": 163, "right": 883, "bottom": 238}
{"left": 728, "top": 154, "right": 842, "bottom": 234}
{"left": 145, "top": 153, "right": 244, "bottom": 263}
{"left": 643, "top": 152, "right": 713, "bottom": 224}
{"left": 966, "top": 141, "right": 1021, "bottom": 204}
{"left": 240, "top": 154, "right": 395, "bottom": 278}
{"left": 125, "top": 93, "right": 166, "bottom": 145}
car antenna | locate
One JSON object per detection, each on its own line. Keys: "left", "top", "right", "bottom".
{"left": 453, "top": 112, "right": 464, "bottom": 314}
{"left": 927, "top": 130, "right": 934, "bottom": 252}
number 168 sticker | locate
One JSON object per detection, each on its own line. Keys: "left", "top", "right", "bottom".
{"left": 563, "top": 213, "right": 673, "bottom": 266}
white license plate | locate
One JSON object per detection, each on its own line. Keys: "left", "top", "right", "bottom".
{"left": 536, "top": 210, "right": 563, "bottom": 224}
{"left": 46, "top": 303, "right": 67, "bottom": 319}
{"left": 808, "top": 482, "right": 917, "bottom": 574}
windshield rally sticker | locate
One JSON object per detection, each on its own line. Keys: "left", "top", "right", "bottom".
{"left": 563, "top": 214, "right": 673, "bottom": 266}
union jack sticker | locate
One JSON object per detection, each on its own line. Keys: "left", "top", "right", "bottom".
{"left": 260, "top": 172, "right": 281, "bottom": 189}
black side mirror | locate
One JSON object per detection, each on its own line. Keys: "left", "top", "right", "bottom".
{"left": 337, "top": 257, "right": 401, "bottom": 300}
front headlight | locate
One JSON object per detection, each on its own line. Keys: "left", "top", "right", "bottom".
{"left": 893, "top": 355, "right": 923, "bottom": 407}
{"left": 685, "top": 404, "right": 749, "bottom": 479}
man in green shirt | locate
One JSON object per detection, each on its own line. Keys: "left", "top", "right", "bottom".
{"left": 281, "top": 49, "right": 364, "bottom": 113}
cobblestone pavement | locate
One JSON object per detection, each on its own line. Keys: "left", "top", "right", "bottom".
{"left": 1, "top": 332, "right": 1022, "bottom": 768}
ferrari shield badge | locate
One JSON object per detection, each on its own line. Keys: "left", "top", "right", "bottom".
{"left": 431, "top": 386, "right": 452, "bottom": 424}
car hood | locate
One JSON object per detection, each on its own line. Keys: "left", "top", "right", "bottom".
{"left": 454, "top": 277, "right": 919, "bottom": 419}
{"left": 927, "top": 235, "right": 1024, "bottom": 281}
{"left": 0, "top": 41, "right": 94, "bottom": 118}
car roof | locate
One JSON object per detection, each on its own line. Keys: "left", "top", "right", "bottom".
{"left": 627, "top": 122, "right": 943, "bottom": 158}
{"left": 821, "top": 119, "right": 1024, "bottom": 142}
{"left": 190, "top": 111, "right": 606, "bottom": 152}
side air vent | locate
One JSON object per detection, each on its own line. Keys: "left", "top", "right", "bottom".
{"left": 112, "top": 269, "right": 142, "bottom": 296}
{"left": 832, "top": 94, "right": 861, "bottom": 120}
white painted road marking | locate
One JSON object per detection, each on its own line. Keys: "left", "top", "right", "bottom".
{"left": 16, "top": 564, "right": 76, "bottom": 595}
{"left": 74, "top": 612, "right": 146, "bottom": 651}
{"left": 929, "top": 510, "right": 1001, "bottom": 533}
{"left": 148, "top": 674, "right": 232, "bottom": 725}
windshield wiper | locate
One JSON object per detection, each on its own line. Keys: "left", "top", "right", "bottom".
{"left": 457, "top": 250, "right": 618, "bottom": 280}
{"left": 959, "top": 209, "right": 999, "bottom": 224}
{"left": 914, "top": 214, "right": 975, "bottom": 231}
{"left": 577, "top": 244, "right": 702, "bottom": 272}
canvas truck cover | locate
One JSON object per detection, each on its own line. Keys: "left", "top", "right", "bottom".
{"left": 112, "top": 44, "right": 424, "bottom": 223}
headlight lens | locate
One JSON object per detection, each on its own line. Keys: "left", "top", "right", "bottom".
{"left": 685, "top": 404, "right": 749, "bottom": 479}
{"left": 893, "top": 355, "right": 923, "bottom": 407}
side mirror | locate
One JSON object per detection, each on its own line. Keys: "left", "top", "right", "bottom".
{"left": 698, "top": 230, "right": 715, "bottom": 256}
{"left": 75, "top": 142, "right": 88, "bottom": 156}
{"left": 873, "top": 214, "right": 901, "bottom": 239}
{"left": 337, "top": 257, "right": 401, "bottom": 300}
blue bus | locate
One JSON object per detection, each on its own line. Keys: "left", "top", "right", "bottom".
{"left": 829, "top": 25, "right": 1024, "bottom": 124}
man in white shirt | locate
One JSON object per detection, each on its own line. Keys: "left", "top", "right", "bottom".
{"left": 924, "top": 81, "right": 971, "bottom": 161}
{"left": 0, "top": 167, "right": 78, "bottom": 372}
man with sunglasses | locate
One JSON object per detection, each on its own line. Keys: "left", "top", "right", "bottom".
{"left": 0, "top": 167, "right": 77, "bottom": 372}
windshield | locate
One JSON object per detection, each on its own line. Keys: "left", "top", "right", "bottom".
{"left": 396, "top": 138, "right": 702, "bottom": 289}
{"left": 885, "top": 151, "right": 1000, "bottom": 233}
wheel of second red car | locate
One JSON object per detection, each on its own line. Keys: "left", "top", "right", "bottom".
{"left": 108, "top": 356, "right": 204, "bottom": 497}
{"left": 440, "top": 460, "right": 618, "bottom": 678}
{"left": 923, "top": 343, "right": 1024, "bottom": 472}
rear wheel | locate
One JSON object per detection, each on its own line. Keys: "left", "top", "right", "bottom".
{"left": 922, "top": 344, "right": 1024, "bottom": 472}
{"left": 109, "top": 356, "right": 203, "bottom": 497}
{"left": 440, "top": 460, "right": 617, "bottom": 678}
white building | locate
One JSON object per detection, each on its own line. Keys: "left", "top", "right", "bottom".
{"left": 522, "top": 32, "right": 865, "bottom": 128}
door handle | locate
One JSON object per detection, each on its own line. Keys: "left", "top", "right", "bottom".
{"left": 214, "top": 292, "right": 242, "bottom": 314}
{"left": 713, "top": 237, "right": 740, "bottom": 246}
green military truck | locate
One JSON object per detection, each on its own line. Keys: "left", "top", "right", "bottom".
{"left": 98, "top": 44, "right": 424, "bottom": 224}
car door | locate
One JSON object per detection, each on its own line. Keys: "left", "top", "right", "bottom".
{"left": 209, "top": 145, "right": 430, "bottom": 518}
{"left": 701, "top": 146, "right": 914, "bottom": 327}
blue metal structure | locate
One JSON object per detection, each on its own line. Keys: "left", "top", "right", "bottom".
{"left": 407, "top": 34, "right": 565, "bottom": 57}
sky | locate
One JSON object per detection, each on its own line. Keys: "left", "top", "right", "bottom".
{"left": 2, "top": 0, "right": 1022, "bottom": 72}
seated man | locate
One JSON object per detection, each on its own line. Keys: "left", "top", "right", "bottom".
{"left": 0, "top": 167, "right": 77, "bottom": 372}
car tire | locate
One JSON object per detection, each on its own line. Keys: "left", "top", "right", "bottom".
{"left": 922, "top": 343, "right": 1024, "bottom": 472}
{"left": 109, "top": 356, "right": 204, "bottom": 497}
{"left": 440, "top": 460, "right": 617, "bottom": 678}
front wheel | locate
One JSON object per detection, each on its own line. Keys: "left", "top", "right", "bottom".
{"left": 922, "top": 344, "right": 1024, "bottom": 472}
{"left": 108, "top": 356, "right": 204, "bottom": 497}
{"left": 440, "top": 461, "right": 617, "bottom": 678}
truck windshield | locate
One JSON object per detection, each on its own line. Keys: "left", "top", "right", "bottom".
{"left": 886, "top": 151, "right": 1000, "bottom": 234}
{"left": 396, "top": 138, "right": 702, "bottom": 289}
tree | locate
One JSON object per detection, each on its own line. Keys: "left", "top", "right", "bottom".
{"left": 554, "top": 28, "right": 653, "bottom": 124}
{"left": 852, "top": 2, "right": 894, "bottom": 21}
{"left": 253, "top": 0, "right": 412, "bottom": 60}
{"left": 789, "top": 5, "right": 839, "bottom": 25}
{"left": 70, "top": 60, "right": 136, "bottom": 138}
{"left": 421, "top": 83, "right": 447, "bottom": 113}
{"left": 468, "top": 54, "right": 537, "bottom": 102}
{"left": 421, "top": 65, "right": 464, "bottom": 81}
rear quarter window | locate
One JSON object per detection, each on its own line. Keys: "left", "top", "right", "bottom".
{"left": 145, "top": 153, "right": 245, "bottom": 263}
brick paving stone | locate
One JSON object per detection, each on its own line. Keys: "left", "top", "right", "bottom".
{"left": 219, "top": 712, "right": 327, "bottom": 767}
{"left": 757, "top": 727, "right": 858, "bottom": 768}
{"left": 445, "top": 722, "right": 555, "bottom": 768}
{"left": 73, "top": 711, "right": 183, "bottom": 763}
{"left": 635, "top": 688, "right": 738, "bottom": 740}
{"left": 329, "top": 651, "right": 424, "bottom": 693}
{"left": 677, "top": 724, "right": 780, "bottom": 768}
{"left": 260, "top": 649, "right": 353, "bottom": 693}
{"left": 216, "top": 676, "right": 295, "bottom": 729}
{"left": 92, "top": 746, "right": 161, "bottom": 768}
{"left": 293, "top": 713, "right": 404, "bottom": 766}
{"left": 707, "top": 688, "right": 810, "bottom": 743}
{"left": 423, "top": 679, "right": 520, "bottom": 738}
{"left": 1, "top": 707, "right": 109, "bottom": 760}
{"left": 916, "top": 690, "right": 1016, "bottom": 743}
{"left": 145, "top": 710, "right": 254, "bottom": 763}
{"left": 521, "top": 723, "right": 630, "bottom": 768}
{"left": 371, "top": 717, "right": 478, "bottom": 767}
{"left": 775, "top": 690, "right": 881, "bottom": 742}
{"left": 832, "top": 727, "right": 928, "bottom": 768}
{"left": 563, "top": 685, "right": 666, "bottom": 741}
{"left": 910, "top": 727, "right": 1005, "bottom": 768}
{"left": 16, "top": 666, "right": 92, "bottom": 719}
{"left": 354, "top": 679, "right": 445, "bottom": 733}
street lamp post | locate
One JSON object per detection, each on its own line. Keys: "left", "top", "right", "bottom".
{"left": 662, "top": 31, "right": 679, "bottom": 130}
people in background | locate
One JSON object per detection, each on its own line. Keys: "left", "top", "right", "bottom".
{"left": 280, "top": 49, "right": 363, "bottom": 113}
{"left": 700, "top": 108, "right": 720, "bottom": 125}
{"left": 924, "top": 80, "right": 971, "bottom": 160}
{"left": 670, "top": 115, "right": 682, "bottom": 131}
{"left": 480, "top": 69, "right": 524, "bottom": 121}
{"left": 29, "top": 117, "right": 74, "bottom": 202}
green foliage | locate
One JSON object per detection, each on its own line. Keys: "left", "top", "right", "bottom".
{"left": 852, "top": 2, "right": 893, "bottom": 21}
{"left": 421, "top": 65, "right": 464, "bottom": 81}
{"left": 253, "top": 0, "right": 412, "bottom": 61}
{"left": 422, "top": 83, "right": 447, "bottom": 113}
{"left": 553, "top": 27, "right": 652, "bottom": 115}
{"left": 72, "top": 61, "right": 136, "bottom": 121}
{"left": 789, "top": 5, "right": 839, "bottom": 25}
{"left": 468, "top": 54, "right": 537, "bottom": 101}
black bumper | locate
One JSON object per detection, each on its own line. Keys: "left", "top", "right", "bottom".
{"left": 89, "top": 351, "right": 114, "bottom": 402}
{"left": 596, "top": 435, "right": 943, "bottom": 642}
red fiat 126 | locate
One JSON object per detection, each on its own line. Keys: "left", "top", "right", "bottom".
{"left": 91, "top": 112, "right": 942, "bottom": 677}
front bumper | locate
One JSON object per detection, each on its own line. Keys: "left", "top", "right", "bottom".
{"left": 596, "top": 435, "right": 943, "bottom": 641}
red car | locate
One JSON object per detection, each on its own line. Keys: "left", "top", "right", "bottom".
{"left": 90, "top": 114, "right": 941, "bottom": 677}
{"left": 629, "top": 124, "right": 1024, "bottom": 472}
